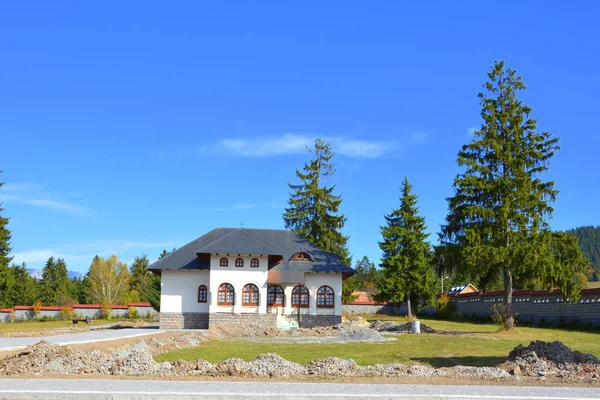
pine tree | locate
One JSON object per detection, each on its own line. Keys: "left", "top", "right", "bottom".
{"left": 40, "top": 257, "right": 70, "bottom": 305}
{"left": 283, "top": 138, "right": 350, "bottom": 265}
{"left": 129, "top": 254, "right": 153, "bottom": 302}
{"left": 0, "top": 172, "right": 14, "bottom": 308}
{"left": 377, "top": 178, "right": 435, "bottom": 320}
{"left": 439, "top": 61, "right": 587, "bottom": 330}
{"left": 10, "top": 263, "right": 39, "bottom": 307}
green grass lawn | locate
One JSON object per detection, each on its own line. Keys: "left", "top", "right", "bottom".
{"left": 155, "top": 317, "right": 600, "bottom": 368}
{"left": 0, "top": 319, "right": 128, "bottom": 333}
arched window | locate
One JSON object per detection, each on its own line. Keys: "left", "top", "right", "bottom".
{"left": 220, "top": 257, "right": 228, "bottom": 267}
{"left": 317, "top": 285, "right": 335, "bottom": 308}
{"left": 218, "top": 283, "right": 234, "bottom": 305}
{"left": 292, "top": 285, "right": 309, "bottom": 308}
{"left": 242, "top": 284, "right": 259, "bottom": 306}
{"left": 235, "top": 258, "right": 244, "bottom": 267}
{"left": 198, "top": 285, "right": 208, "bottom": 303}
{"left": 250, "top": 258, "right": 259, "bottom": 268}
{"left": 267, "top": 285, "right": 284, "bottom": 307}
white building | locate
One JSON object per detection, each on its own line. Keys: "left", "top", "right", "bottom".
{"left": 148, "top": 228, "right": 355, "bottom": 329}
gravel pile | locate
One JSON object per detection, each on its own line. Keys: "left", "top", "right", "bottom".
{"left": 306, "top": 357, "right": 361, "bottom": 376}
{"left": 508, "top": 341, "right": 600, "bottom": 365}
{"left": 448, "top": 365, "right": 510, "bottom": 378}
{"left": 371, "top": 321, "right": 439, "bottom": 334}
{"left": 248, "top": 353, "right": 305, "bottom": 378}
{"left": 0, "top": 341, "right": 113, "bottom": 375}
{"left": 502, "top": 341, "right": 600, "bottom": 381}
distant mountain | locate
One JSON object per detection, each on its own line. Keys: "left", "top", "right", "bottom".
{"left": 27, "top": 269, "right": 85, "bottom": 280}
{"left": 566, "top": 226, "right": 600, "bottom": 281}
{"left": 27, "top": 269, "right": 43, "bottom": 280}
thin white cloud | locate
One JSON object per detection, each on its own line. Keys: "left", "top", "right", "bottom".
{"left": 1, "top": 183, "right": 91, "bottom": 216}
{"left": 12, "top": 239, "right": 180, "bottom": 269}
{"left": 197, "top": 133, "right": 429, "bottom": 159}
{"left": 11, "top": 250, "right": 92, "bottom": 266}
{"left": 202, "top": 201, "right": 284, "bottom": 212}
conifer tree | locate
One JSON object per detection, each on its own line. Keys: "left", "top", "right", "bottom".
{"left": 439, "top": 61, "right": 587, "bottom": 330}
{"left": 129, "top": 254, "right": 154, "bottom": 302}
{"left": 377, "top": 178, "right": 435, "bottom": 320}
{"left": 283, "top": 138, "right": 350, "bottom": 265}
{"left": 0, "top": 172, "right": 13, "bottom": 308}
{"left": 40, "top": 257, "right": 70, "bottom": 305}
{"left": 10, "top": 263, "right": 39, "bottom": 306}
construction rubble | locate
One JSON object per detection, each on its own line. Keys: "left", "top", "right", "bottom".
{"left": 1, "top": 336, "right": 598, "bottom": 382}
{"left": 0, "top": 316, "right": 599, "bottom": 383}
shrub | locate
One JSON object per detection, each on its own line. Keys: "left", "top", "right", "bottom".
{"left": 100, "top": 304, "right": 112, "bottom": 320}
{"left": 144, "top": 311, "right": 154, "bottom": 319}
{"left": 434, "top": 294, "right": 457, "bottom": 319}
{"left": 491, "top": 303, "right": 518, "bottom": 330}
{"left": 34, "top": 315, "right": 57, "bottom": 322}
{"left": 33, "top": 299, "right": 43, "bottom": 316}
{"left": 58, "top": 308, "right": 76, "bottom": 321}
{"left": 9, "top": 311, "right": 15, "bottom": 322}
{"left": 128, "top": 306, "right": 139, "bottom": 320}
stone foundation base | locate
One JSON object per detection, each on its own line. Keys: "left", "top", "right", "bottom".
{"left": 160, "top": 312, "right": 341, "bottom": 330}
{"left": 160, "top": 312, "right": 209, "bottom": 329}
{"left": 209, "top": 313, "right": 277, "bottom": 334}
{"left": 296, "top": 314, "right": 342, "bottom": 328}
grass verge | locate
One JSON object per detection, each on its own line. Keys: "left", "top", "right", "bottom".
{"left": 0, "top": 319, "right": 129, "bottom": 333}
{"left": 155, "top": 317, "right": 600, "bottom": 368}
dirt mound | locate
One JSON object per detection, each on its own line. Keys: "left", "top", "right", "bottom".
{"left": 502, "top": 341, "right": 600, "bottom": 380}
{"left": 305, "top": 357, "right": 361, "bottom": 376}
{"left": 0, "top": 341, "right": 113, "bottom": 375}
{"left": 508, "top": 341, "right": 600, "bottom": 365}
{"left": 111, "top": 320, "right": 150, "bottom": 329}
{"left": 371, "top": 320, "right": 439, "bottom": 334}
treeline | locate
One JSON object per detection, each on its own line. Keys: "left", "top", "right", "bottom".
{"left": 566, "top": 226, "right": 600, "bottom": 281}
{"left": 282, "top": 61, "right": 589, "bottom": 329}
{"left": 0, "top": 253, "right": 163, "bottom": 310}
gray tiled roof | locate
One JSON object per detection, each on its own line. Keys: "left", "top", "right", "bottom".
{"left": 146, "top": 228, "right": 354, "bottom": 275}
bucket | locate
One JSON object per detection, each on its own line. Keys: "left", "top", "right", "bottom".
{"left": 411, "top": 320, "right": 421, "bottom": 334}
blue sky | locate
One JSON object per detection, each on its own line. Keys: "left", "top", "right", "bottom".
{"left": 1, "top": 1, "right": 599, "bottom": 272}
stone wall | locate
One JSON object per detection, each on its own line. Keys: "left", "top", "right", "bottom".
{"left": 452, "top": 288, "right": 600, "bottom": 326}
{"left": 160, "top": 312, "right": 209, "bottom": 329}
{"left": 295, "top": 314, "right": 341, "bottom": 328}
{"left": 0, "top": 302, "right": 157, "bottom": 323}
{"left": 208, "top": 313, "right": 277, "bottom": 332}
{"left": 342, "top": 303, "right": 400, "bottom": 315}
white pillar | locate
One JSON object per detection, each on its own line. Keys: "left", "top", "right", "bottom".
{"left": 309, "top": 286, "right": 317, "bottom": 315}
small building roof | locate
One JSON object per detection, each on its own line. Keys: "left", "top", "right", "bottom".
{"left": 147, "top": 227, "right": 355, "bottom": 276}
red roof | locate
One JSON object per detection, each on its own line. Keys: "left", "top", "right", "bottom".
{"left": 0, "top": 308, "right": 14, "bottom": 313}
{"left": 127, "top": 302, "right": 152, "bottom": 307}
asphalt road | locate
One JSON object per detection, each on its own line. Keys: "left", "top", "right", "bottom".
{"left": 0, "top": 380, "right": 598, "bottom": 400}
{"left": 0, "top": 327, "right": 163, "bottom": 351}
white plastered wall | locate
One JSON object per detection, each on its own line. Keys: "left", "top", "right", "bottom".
{"left": 277, "top": 273, "right": 342, "bottom": 316}
{"left": 160, "top": 270, "right": 210, "bottom": 313}
{"left": 208, "top": 255, "right": 269, "bottom": 314}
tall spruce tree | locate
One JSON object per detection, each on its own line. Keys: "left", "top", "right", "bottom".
{"left": 439, "top": 61, "right": 587, "bottom": 330}
{"left": 0, "top": 172, "right": 14, "bottom": 308}
{"left": 283, "top": 138, "right": 350, "bottom": 265}
{"left": 130, "top": 254, "right": 155, "bottom": 302}
{"left": 377, "top": 178, "right": 435, "bottom": 320}
{"left": 40, "top": 257, "right": 70, "bottom": 305}
{"left": 10, "top": 263, "right": 39, "bottom": 307}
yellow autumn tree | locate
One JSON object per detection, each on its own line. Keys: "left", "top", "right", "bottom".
{"left": 88, "top": 255, "right": 130, "bottom": 305}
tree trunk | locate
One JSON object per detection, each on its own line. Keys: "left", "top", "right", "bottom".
{"left": 406, "top": 294, "right": 413, "bottom": 321}
{"left": 503, "top": 270, "right": 514, "bottom": 330}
